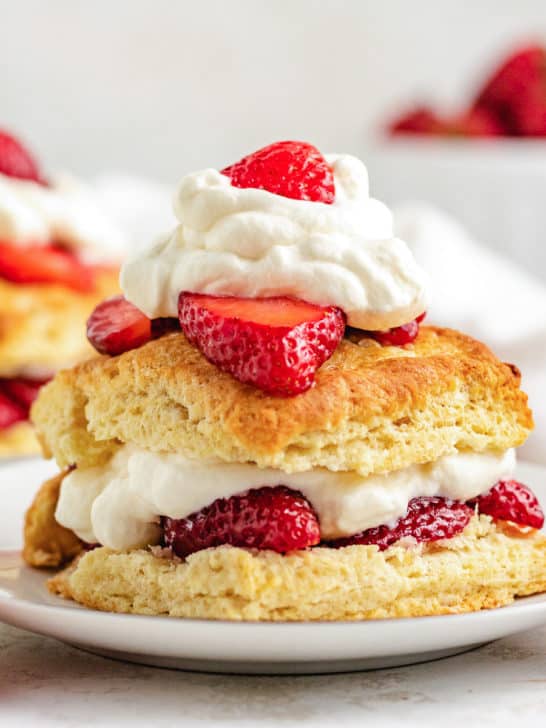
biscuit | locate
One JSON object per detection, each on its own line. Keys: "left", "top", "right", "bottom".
{"left": 32, "top": 326, "right": 533, "bottom": 475}
{"left": 48, "top": 517, "right": 546, "bottom": 621}
{"left": 0, "top": 421, "right": 41, "bottom": 458}
{"left": 23, "top": 471, "right": 82, "bottom": 568}
{"left": 0, "top": 270, "right": 119, "bottom": 378}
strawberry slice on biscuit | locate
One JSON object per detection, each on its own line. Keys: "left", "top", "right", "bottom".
{"left": 178, "top": 293, "right": 345, "bottom": 396}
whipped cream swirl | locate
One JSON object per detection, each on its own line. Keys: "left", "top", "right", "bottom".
{"left": 0, "top": 172, "right": 126, "bottom": 264}
{"left": 121, "top": 154, "right": 428, "bottom": 329}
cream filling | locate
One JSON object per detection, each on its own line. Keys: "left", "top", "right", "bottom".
{"left": 55, "top": 446, "right": 516, "bottom": 551}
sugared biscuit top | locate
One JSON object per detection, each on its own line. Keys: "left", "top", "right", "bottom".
{"left": 32, "top": 326, "right": 532, "bottom": 476}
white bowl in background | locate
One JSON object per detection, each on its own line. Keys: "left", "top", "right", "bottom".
{"left": 366, "top": 138, "right": 546, "bottom": 281}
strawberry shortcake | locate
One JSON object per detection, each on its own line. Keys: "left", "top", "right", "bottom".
{"left": 24, "top": 141, "right": 546, "bottom": 620}
{"left": 0, "top": 130, "right": 124, "bottom": 457}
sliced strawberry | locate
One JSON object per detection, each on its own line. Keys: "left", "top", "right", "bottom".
{"left": 0, "top": 242, "right": 95, "bottom": 292}
{"left": 0, "top": 377, "right": 50, "bottom": 411}
{"left": 221, "top": 141, "right": 335, "bottom": 203}
{"left": 468, "top": 480, "right": 544, "bottom": 529}
{"left": 370, "top": 315, "right": 423, "bottom": 346}
{"left": 87, "top": 295, "right": 152, "bottom": 356}
{"left": 0, "top": 391, "right": 27, "bottom": 431}
{"left": 329, "top": 497, "right": 473, "bottom": 550}
{"left": 448, "top": 108, "right": 506, "bottom": 137}
{"left": 0, "top": 129, "right": 46, "bottom": 185}
{"left": 388, "top": 106, "right": 446, "bottom": 135}
{"left": 178, "top": 293, "right": 345, "bottom": 396}
{"left": 162, "top": 486, "right": 321, "bottom": 557}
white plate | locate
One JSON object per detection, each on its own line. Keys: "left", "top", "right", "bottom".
{"left": 1, "top": 457, "right": 545, "bottom": 675}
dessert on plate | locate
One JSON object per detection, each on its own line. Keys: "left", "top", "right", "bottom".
{"left": 23, "top": 140, "right": 546, "bottom": 620}
{"left": 0, "top": 129, "right": 125, "bottom": 457}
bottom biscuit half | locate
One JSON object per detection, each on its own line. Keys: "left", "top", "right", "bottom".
{"left": 47, "top": 517, "right": 546, "bottom": 621}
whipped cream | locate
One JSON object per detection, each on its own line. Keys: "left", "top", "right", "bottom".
{"left": 0, "top": 172, "right": 126, "bottom": 264}
{"left": 56, "top": 447, "right": 515, "bottom": 550}
{"left": 120, "top": 154, "right": 428, "bottom": 330}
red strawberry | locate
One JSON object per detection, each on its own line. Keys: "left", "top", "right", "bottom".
{"left": 150, "top": 317, "right": 180, "bottom": 338}
{"left": 178, "top": 293, "right": 345, "bottom": 396}
{"left": 449, "top": 108, "right": 506, "bottom": 137}
{"left": 468, "top": 480, "right": 544, "bottom": 529}
{"left": 389, "top": 106, "right": 505, "bottom": 138}
{"left": 221, "top": 141, "right": 335, "bottom": 204}
{"left": 388, "top": 106, "right": 446, "bottom": 135}
{"left": 0, "top": 391, "right": 27, "bottom": 431}
{"left": 0, "top": 242, "right": 95, "bottom": 292}
{"left": 162, "top": 486, "right": 321, "bottom": 557}
{"left": 370, "top": 314, "right": 424, "bottom": 347}
{"left": 0, "top": 130, "right": 46, "bottom": 185}
{"left": 474, "top": 45, "right": 546, "bottom": 135}
{"left": 329, "top": 497, "right": 473, "bottom": 550}
{"left": 513, "top": 85, "right": 546, "bottom": 136}
{"left": 87, "top": 295, "right": 152, "bottom": 356}
{"left": 0, "top": 377, "right": 50, "bottom": 412}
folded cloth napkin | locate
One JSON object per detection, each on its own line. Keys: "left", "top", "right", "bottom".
{"left": 395, "top": 203, "right": 546, "bottom": 465}
{"left": 94, "top": 177, "right": 545, "bottom": 465}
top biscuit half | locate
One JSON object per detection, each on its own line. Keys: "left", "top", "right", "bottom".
{"left": 31, "top": 325, "right": 533, "bottom": 476}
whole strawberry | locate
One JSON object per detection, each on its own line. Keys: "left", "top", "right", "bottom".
{"left": 474, "top": 45, "right": 546, "bottom": 135}
{"left": 222, "top": 140, "right": 335, "bottom": 203}
{"left": 328, "top": 496, "right": 473, "bottom": 550}
{"left": 0, "top": 129, "right": 46, "bottom": 184}
{"left": 469, "top": 480, "right": 544, "bottom": 529}
{"left": 178, "top": 293, "right": 345, "bottom": 396}
{"left": 162, "top": 486, "right": 321, "bottom": 557}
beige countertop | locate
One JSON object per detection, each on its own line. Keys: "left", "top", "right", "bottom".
{"left": 2, "top": 622, "right": 546, "bottom": 728}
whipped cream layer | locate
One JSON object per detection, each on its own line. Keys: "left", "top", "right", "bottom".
{"left": 0, "top": 172, "right": 126, "bottom": 264}
{"left": 56, "top": 447, "right": 515, "bottom": 551}
{"left": 120, "top": 154, "right": 428, "bottom": 330}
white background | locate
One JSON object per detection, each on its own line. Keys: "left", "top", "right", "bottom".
{"left": 1, "top": 0, "right": 544, "bottom": 180}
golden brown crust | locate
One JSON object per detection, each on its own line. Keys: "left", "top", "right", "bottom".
{"left": 0, "top": 269, "right": 119, "bottom": 378}
{"left": 32, "top": 326, "right": 533, "bottom": 474}
{"left": 0, "top": 421, "right": 41, "bottom": 458}
{"left": 23, "top": 471, "right": 83, "bottom": 568}
{"left": 48, "top": 517, "right": 546, "bottom": 621}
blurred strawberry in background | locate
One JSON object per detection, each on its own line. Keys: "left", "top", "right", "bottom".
{"left": 473, "top": 45, "right": 546, "bottom": 136}
{"left": 389, "top": 43, "right": 546, "bottom": 137}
